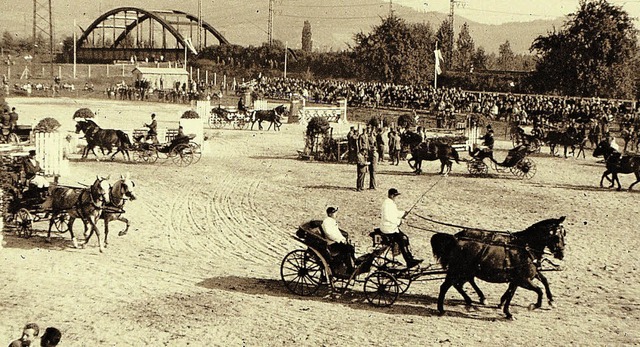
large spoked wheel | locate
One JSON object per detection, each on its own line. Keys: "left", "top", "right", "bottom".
{"left": 171, "top": 144, "right": 193, "bottom": 167}
{"left": 233, "top": 119, "right": 247, "bottom": 130}
{"left": 364, "top": 271, "right": 400, "bottom": 307}
{"left": 280, "top": 249, "right": 325, "bottom": 296}
{"left": 208, "top": 115, "right": 224, "bottom": 129}
{"left": 511, "top": 158, "right": 537, "bottom": 179}
{"left": 467, "top": 159, "right": 488, "bottom": 176}
{"left": 15, "top": 208, "right": 34, "bottom": 238}
{"left": 52, "top": 213, "right": 69, "bottom": 233}
{"left": 189, "top": 142, "right": 202, "bottom": 164}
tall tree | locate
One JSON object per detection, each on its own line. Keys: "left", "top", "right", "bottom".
{"left": 454, "top": 22, "right": 474, "bottom": 71}
{"left": 531, "top": 0, "right": 638, "bottom": 98}
{"left": 472, "top": 46, "right": 488, "bottom": 70}
{"left": 2, "top": 31, "right": 14, "bottom": 50}
{"left": 301, "top": 20, "right": 312, "bottom": 53}
{"left": 435, "top": 19, "right": 454, "bottom": 69}
{"left": 497, "top": 40, "right": 515, "bottom": 70}
{"left": 352, "top": 14, "right": 434, "bottom": 84}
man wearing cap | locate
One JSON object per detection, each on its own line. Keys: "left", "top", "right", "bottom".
{"left": 23, "top": 150, "right": 49, "bottom": 196}
{"left": 322, "top": 207, "right": 354, "bottom": 274}
{"left": 469, "top": 124, "right": 496, "bottom": 163}
{"left": 380, "top": 188, "right": 422, "bottom": 268}
{"left": 144, "top": 113, "right": 158, "bottom": 144}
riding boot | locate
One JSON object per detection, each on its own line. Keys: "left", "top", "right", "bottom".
{"left": 397, "top": 233, "right": 422, "bottom": 268}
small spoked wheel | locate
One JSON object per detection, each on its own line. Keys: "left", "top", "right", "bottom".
{"left": 15, "top": 208, "right": 34, "bottom": 238}
{"left": 171, "top": 144, "right": 193, "bottom": 167}
{"left": 208, "top": 116, "right": 224, "bottom": 129}
{"left": 364, "top": 271, "right": 400, "bottom": 307}
{"left": 511, "top": 158, "right": 537, "bottom": 179}
{"left": 189, "top": 142, "right": 202, "bottom": 164}
{"left": 467, "top": 159, "right": 488, "bottom": 176}
{"left": 280, "top": 249, "right": 325, "bottom": 296}
{"left": 52, "top": 213, "right": 69, "bottom": 233}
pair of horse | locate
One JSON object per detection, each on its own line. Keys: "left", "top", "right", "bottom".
{"left": 45, "top": 174, "right": 136, "bottom": 252}
{"left": 430, "top": 216, "right": 567, "bottom": 319}
{"left": 211, "top": 104, "right": 287, "bottom": 131}
{"left": 400, "top": 131, "right": 460, "bottom": 175}
{"left": 593, "top": 140, "right": 640, "bottom": 191}
{"left": 544, "top": 129, "right": 588, "bottom": 158}
{"left": 75, "top": 120, "right": 132, "bottom": 161}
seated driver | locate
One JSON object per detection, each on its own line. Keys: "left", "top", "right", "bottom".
{"left": 380, "top": 188, "right": 422, "bottom": 268}
{"left": 322, "top": 207, "right": 355, "bottom": 273}
{"left": 23, "top": 150, "right": 49, "bottom": 198}
{"left": 470, "top": 124, "right": 497, "bottom": 163}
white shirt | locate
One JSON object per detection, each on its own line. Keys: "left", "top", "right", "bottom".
{"left": 322, "top": 216, "right": 345, "bottom": 244}
{"left": 380, "top": 198, "right": 404, "bottom": 234}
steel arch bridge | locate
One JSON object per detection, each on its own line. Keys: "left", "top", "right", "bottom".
{"left": 77, "top": 7, "right": 230, "bottom": 63}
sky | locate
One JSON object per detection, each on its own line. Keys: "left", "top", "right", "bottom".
{"left": 396, "top": 0, "right": 640, "bottom": 24}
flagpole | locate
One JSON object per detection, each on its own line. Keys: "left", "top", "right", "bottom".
{"left": 434, "top": 41, "right": 438, "bottom": 90}
{"left": 284, "top": 41, "right": 288, "bottom": 79}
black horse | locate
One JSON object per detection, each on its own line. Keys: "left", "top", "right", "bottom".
{"left": 593, "top": 140, "right": 640, "bottom": 191}
{"left": 250, "top": 105, "right": 286, "bottom": 131}
{"left": 446, "top": 227, "right": 560, "bottom": 309}
{"left": 401, "top": 132, "right": 460, "bottom": 175}
{"left": 430, "top": 216, "right": 566, "bottom": 319}
{"left": 544, "top": 129, "right": 585, "bottom": 158}
{"left": 75, "top": 120, "right": 132, "bottom": 160}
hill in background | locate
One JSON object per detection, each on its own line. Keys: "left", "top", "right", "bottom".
{"left": 0, "top": 0, "right": 563, "bottom": 54}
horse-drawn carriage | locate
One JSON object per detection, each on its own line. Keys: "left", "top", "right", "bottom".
{"left": 130, "top": 129, "right": 201, "bottom": 167}
{"left": 280, "top": 220, "right": 447, "bottom": 307}
{"left": 208, "top": 106, "right": 251, "bottom": 130}
{"left": 467, "top": 145, "right": 537, "bottom": 179}
{"left": 282, "top": 216, "right": 567, "bottom": 319}
{"left": 1, "top": 156, "right": 68, "bottom": 238}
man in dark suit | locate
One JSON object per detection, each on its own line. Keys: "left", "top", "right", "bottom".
{"left": 356, "top": 148, "right": 369, "bottom": 191}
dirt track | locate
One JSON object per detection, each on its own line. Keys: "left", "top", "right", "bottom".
{"left": 1, "top": 97, "right": 639, "bottom": 346}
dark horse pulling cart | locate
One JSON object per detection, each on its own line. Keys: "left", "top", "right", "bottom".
{"left": 467, "top": 144, "right": 537, "bottom": 179}
{"left": 282, "top": 216, "right": 567, "bottom": 319}
{"left": 130, "top": 130, "right": 201, "bottom": 167}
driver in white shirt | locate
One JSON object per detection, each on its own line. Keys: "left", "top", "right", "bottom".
{"left": 322, "top": 207, "right": 354, "bottom": 274}
{"left": 380, "top": 188, "right": 423, "bottom": 268}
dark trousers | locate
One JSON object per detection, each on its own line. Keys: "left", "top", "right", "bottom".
{"left": 328, "top": 242, "right": 355, "bottom": 272}
{"left": 385, "top": 231, "right": 415, "bottom": 263}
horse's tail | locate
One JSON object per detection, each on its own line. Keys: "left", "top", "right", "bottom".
{"left": 450, "top": 147, "right": 460, "bottom": 164}
{"left": 116, "top": 130, "right": 132, "bottom": 148}
{"left": 430, "top": 233, "right": 457, "bottom": 269}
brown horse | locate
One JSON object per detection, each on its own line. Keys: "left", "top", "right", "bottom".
{"left": 430, "top": 216, "right": 566, "bottom": 319}
{"left": 75, "top": 120, "right": 132, "bottom": 160}
{"left": 45, "top": 176, "right": 111, "bottom": 252}
{"left": 401, "top": 132, "right": 459, "bottom": 175}
{"left": 593, "top": 140, "right": 640, "bottom": 191}
{"left": 250, "top": 105, "right": 286, "bottom": 131}
{"left": 101, "top": 175, "right": 136, "bottom": 248}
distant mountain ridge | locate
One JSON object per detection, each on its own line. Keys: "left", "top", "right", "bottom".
{"left": 0, "top": 0, "right": 564, "bottom": 54}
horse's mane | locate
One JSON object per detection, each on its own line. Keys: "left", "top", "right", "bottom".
{"left": 518, "top": 217, "right": 563, "bottom": 236}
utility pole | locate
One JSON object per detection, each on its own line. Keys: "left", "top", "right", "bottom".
{"left": 389, "top": 0, "right": 393, "bottom": 16}
{"left": 32, "top": 0, "right": 55, "bottom": 77}
{"left": 448, "top": 0, "right": 466, "bottom": 68}
{"left": 268, "top": 0, "right": 274, "bottom": 46}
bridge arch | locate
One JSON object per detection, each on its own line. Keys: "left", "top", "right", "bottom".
{"left": 76, "top": 7, "right": 229, "bottom": 63}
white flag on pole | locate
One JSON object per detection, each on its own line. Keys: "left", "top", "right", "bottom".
{"left": 184, "top": 38, "right": 198, "bottom": 55}
{"left": 434, "top": 48, "right": 444, "bottom": 75}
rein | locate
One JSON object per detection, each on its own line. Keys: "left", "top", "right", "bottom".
{"left": 412, "top": 213, "right": 514, "bottom": 234}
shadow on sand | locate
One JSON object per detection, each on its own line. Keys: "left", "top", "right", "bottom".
{"left": 197, "top": 275, "right": 506, "bottom": 321}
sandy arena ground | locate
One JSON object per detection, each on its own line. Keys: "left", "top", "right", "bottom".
{"left": 0, "top": 97, "right": 638, "bottom": 346}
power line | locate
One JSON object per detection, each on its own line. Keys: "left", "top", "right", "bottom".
{"left": 461, "top": 7, "right": 562, "bottom": 18}
{"left": 279, "top": 13, "right": 383, "bottom": 20}
{"left": 279, "top": 2, "right": 383, "bottom": 8}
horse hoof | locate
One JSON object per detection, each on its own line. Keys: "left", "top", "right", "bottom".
{"left": 548, "top": 300, "right": 556, "bottom": 308}
{"left": 528, "top": 303, "right": 538, "bottom": 311}
{"left": 45, "top": 238, "right": 52, "bottom": 244}
{"left": 505, "top": 315, "right": 515, "bottom": 321}
{"left": 479, "top": 298, "right": 487, "bottom": 306}
{"left": 437, "top": 311, "right": 446, "bottom": 317}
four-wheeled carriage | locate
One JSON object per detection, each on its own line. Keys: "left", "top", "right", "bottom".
{"left": 130, "top": 129, "right": 201, "bottom": 167}
{"left": 467, "top": 145, "right": 537, "bottom": 179}
{"left": 208, "top": 107, "right": 252, "bottom": 130}
{"left": 280, "top": 221, "right": 447, "bottom": 307}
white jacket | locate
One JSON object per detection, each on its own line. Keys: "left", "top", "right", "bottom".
{"left": 380, "top": 198, "right": 404, "bottom": 233}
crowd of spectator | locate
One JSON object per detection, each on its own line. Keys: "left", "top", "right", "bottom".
{"left": 253, "top": 76, "right": 639, "bottom": 127}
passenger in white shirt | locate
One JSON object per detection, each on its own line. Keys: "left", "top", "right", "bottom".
{"left": 321, "top": 207, "right": 354, "bottom": 275}
{"left": 380, "top": 188, "right": 423, "bottom": 268}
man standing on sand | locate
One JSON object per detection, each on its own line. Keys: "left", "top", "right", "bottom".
{"left": 368, "top": 148, "right": 378, "bottom": 190}
{"left": 356, "top": 148, "right": 369, "bottom": 191}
